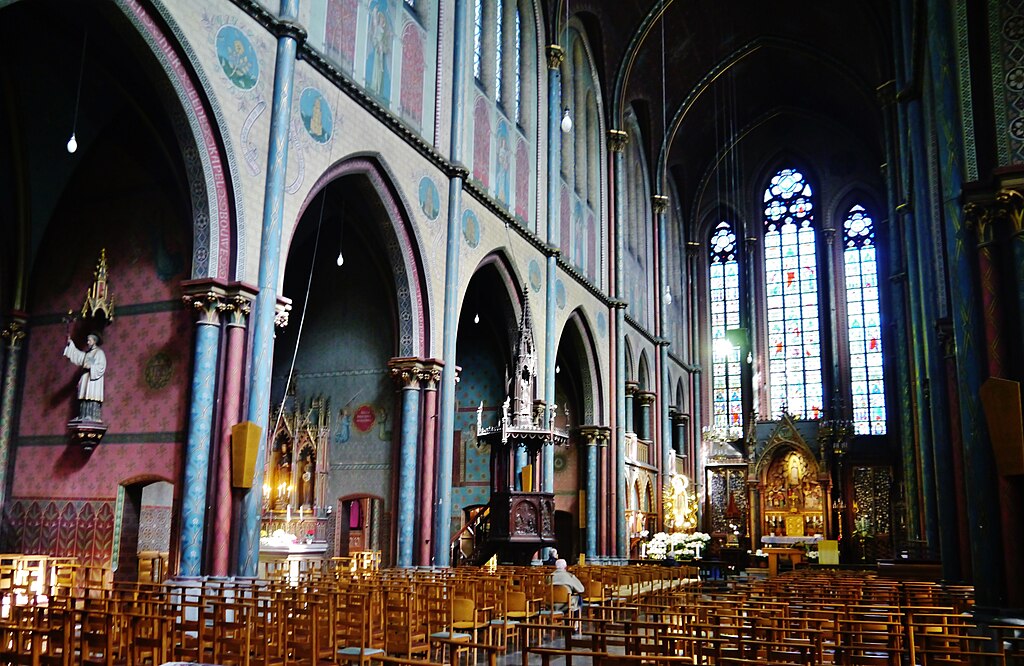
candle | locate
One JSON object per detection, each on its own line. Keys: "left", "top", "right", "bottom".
{"left": 694, "top": 543, "right": 702, "bottom": 559}
{"left": 286, "top": 506, "right": 291, "bottom": 523}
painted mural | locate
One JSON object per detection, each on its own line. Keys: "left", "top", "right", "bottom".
{"left": 365, "top": 0, "right": 394, "bottom": 102}
{"left": 515, "top": 139, "right": 530, "bottom": 223}
{"left": 495, "top": 121, "right": 512, "bottom": 207}
{"left": 216, "top": 24, "right": 259, "bottom": 89}
{"left": 400, "top": 22, "right": 425, "bottom": 128}
{"left": 418, "top": 176, "right": 440, "bottom": 221}
{"left": 473, "top": 97, "right": 491, "bottom": 187}
{"left": 299, "top": 87, "right": 333, "bottom": 144}
{"left": 325, "top": 0, "right": 358, "bottom": 69}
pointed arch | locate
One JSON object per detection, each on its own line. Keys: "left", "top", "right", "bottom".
{"left": 637, "top": 350, "right": 652, "bottom": 392}
{"left": 556, "top": 308, "right": 605, "bottom": 424}
{"left": 293, "top": 155, "right": 429, "bottom": 357}
{"left": 114, "top": 0, "right": 241, "bottom": 280}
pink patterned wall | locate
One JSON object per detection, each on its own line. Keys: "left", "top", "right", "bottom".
{"left": 515, "top": 139, "right": 529, "bottom": 222}
{"left": 326, "top": 0, "right": 358, "bottom": 70}
{"left": 472, "top": 97, "right": 490, "bottom": 187}
{"left": 5, "top": 499, "right": 115, "bottom": 567}
{"left": 8, "top": 141, "right": 193, "bottom": 568}
{"left": 400, "top": 23, "right": 424, "bottom": 128}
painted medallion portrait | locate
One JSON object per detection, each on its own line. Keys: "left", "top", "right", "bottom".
{"left": 216, "top": 25, "right": 259, "bottom": 90}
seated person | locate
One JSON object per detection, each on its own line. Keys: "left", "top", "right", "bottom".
{"left": 552, "top": 559, "right": 585, "bottom": 612}
{"left": 543, "top": 548, "right": 559, "bottom": 566}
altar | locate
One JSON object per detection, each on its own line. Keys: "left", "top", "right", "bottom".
{"left": 258, "top": 540, "right": 327, "bottom": 583}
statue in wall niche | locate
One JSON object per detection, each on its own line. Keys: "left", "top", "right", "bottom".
{"left": 64, "top": 333, "right": 107, "bottom": 422}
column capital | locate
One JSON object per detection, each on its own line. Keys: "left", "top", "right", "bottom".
{"left": 651, "top": 194, "right": 669, "bottom": 213}
{"left": 609, "top": 299, "right": 628, "bottom": 310}
{"left": 625, "top": 381, "right": 640, "bottom": 396}
{"left": 636, "top": 391, "right": 657, "bottom": 407}
{"left": 996, "top": 188, "right": 1024, "bottom": 235}
{"left": 1, "top": 313, "right": 27, "bottom": 350}
{"left": 578, "top": 424, "right": 611, "bottom": 446}
{"left": 685, "top": 240, "right": 701, "bottom": 256}
{"left": 546, "top": 44, "right": 565, "bottom": 70}
{"left": 275, "top": 296, "right": 293, "bottom": 329}
{"left": 223, "top": 282, "right": 258, "bottom": 327}
{"left": 388, "top": 357, "right": 425, "bottom": 389}
{"left": 181, "top": 282, "right": 229, "bottom": 326}
{"left": 822, "top": 226, "right": 837, "bottom": 245}
{"left": 963, "top": 200, "right": 999, "bottom": 246}
{"left": 418, "top": 358, "right": 445, "bottom": 389}
{"left": 607, "top": 129, "right": 629, "bottom": 152}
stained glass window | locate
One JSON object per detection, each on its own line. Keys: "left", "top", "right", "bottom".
{"left": 473, "top": 0, "right": 483, "bottom": 81}
{"left": 763, "top": 168, "right": 823, "bottom": 419}
{"left": 844, "top": 204, "right": 886, "bottom": 434}
{"left": 709, "top": 221, "right": 743, "bottom": 429}
{"left": 494, "top": 0, "right": 503, "bottom": 102}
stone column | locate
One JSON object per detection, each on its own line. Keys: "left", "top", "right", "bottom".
{"left": 433, "top": 0, "right": 471, "bottom": 566}
{"left": 417, "top": 360, "right": 442, "bottom": 565}
{"left": 211, "top": 286, "right": 254, "bottom": 576}
{"left": 0, "top": 315, "right": 26, "bottom": 514}
{"left": 579, "top": 425, "right": 609, "bottom": 559}
{"left": 610, "top": 127, "right": 629, "bottom": 558}
{"left": 237, "top": 0, "right": 305, "bottom": 577}
{"left": 389, "top": 358, "right": 423, "bottom": 568}
{"left": 636, "top": 391, "right": 655, "bottom": 445}
{"left": 179, "top": 286, "right": 225, "bottom": 577}
{"left": 544, "top": 43, "right": 565, "bottom": 508}
{"left": 624, "top": 381, "right": 638, "bottom": 436}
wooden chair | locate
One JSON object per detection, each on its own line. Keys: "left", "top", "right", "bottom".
{"left": 334, "top": 588, "right": 385, "bottom": 666}
{"left": 383, "top": 588, "right": 429, "bottom": 660}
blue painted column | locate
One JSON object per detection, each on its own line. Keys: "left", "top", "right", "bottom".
{"left": 922, "top": 0, "right": 1005, "bottom": 607}
{"left": 543, "top": 44, "right": 564, "bottom": 502}
{"left": 579, "top": 426, "right": 604, "bottom": 559}
{"left": 0, "top": 316, "right": 26, "bottom": 516}
{"left": 624, "top": 382, "right": 637, "bottom": 435}
{"left": 389, "top": 359, "right": 422, "bottom": 568}
{"left": 237, "top": 0, "right": 303, "bottom": 577}
{"left": 609, "top": 127, "right": 628, "bottom": 558}
{"left": 433, "top": 0, "right": 469, "bottom": 566}
{"left": 888, "top": 2, "right": 921, "bottom": 544}
{"left": 179, "top": 290, "right": 223, "bottom": 576}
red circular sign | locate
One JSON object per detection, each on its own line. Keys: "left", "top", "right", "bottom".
{"left": 353, "top": 404, "right": 376, "bottom": 432}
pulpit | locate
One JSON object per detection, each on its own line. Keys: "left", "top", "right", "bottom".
{"left": 476, "top": 294, "right": 567, "bottom": 564}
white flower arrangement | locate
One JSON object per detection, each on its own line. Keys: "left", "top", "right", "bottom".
{"left": 643, "top": 531, "right": 711, "bottom": 560}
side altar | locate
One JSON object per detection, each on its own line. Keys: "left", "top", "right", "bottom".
{"left": 704, "top": 414, "right": 843, "bottom": 549}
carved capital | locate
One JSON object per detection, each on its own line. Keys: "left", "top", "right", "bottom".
{"left": 275, "top": 298, "right": 292, "bottom": 329}
{"left": 182, "top": 290, "right": 226, "bottom": 326}
{"left": 223, "top": 283, "right": 258, "bottom": 328}
{"left": 625, "top": 381, "right": 640, "bottom": 396}
{"left": 417, "top": 358, "right": 445, "bottom": 389}
{"left": 607, "top": 129, "right": 629, "bottom": 152}
{"left": 996, "top": 188, "right": 1024, "bottom": 235}
{"left": 1, "top": 319, "right": 26, "bottom": 349}
{"left": 578, "top": 424, "right": 611, "bottom": 447}
{"left": 685, "top": 240, "right": 701, "bottom": 256}
{"left": 822, "top": 226, "right": 837, "bottom": 245}
{"left": 388, "top": 358, "right": 424, "bottom": 389}
{"left": 637, "top": 391, "right": 657, "bottom": 407}
{"left": 963, "top": 200, "right": 999, "bottom": 246}
{"left": 651, "top": 194, "right": 669, "bottom": 213}
{"left": 546, "top": 44, "right": 565, "bottom": 70}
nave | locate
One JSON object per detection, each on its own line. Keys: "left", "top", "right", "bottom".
{"left": 0, "top": 555, "right": 1018, "bottom": 665}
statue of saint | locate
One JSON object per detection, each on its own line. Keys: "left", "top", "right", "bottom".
{"left": 64, "top": 333, "right": 106, "bottom": 422}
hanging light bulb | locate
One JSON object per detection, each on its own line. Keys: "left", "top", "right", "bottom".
{"left": 560, "top": 107, "right": 572, "bottom": 133}
{"left": 555, "top": 364, "right": 560, "bottom": 374}
{"left": 335, "top": 250, "right": 344, "bottom": 267}
{"left": 664, "top": 286, "right": 673, "bottom": 305}
{"left": 66, "top": 133, "right": 78, "bottom": 154}
{"left": 473, "top": 313, "right": 480, "bottom": 324}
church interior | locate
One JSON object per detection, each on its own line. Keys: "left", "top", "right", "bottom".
{"left": 1, "top": 0, "right": 1023, "bottom": 659}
